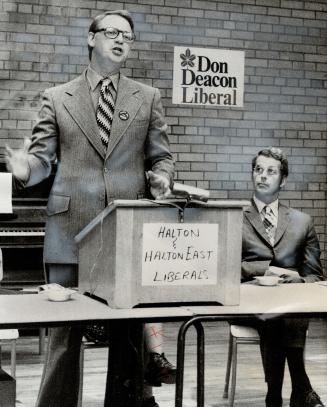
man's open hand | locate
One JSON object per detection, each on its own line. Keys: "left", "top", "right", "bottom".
{"left": 5, "top": 137, "right": 31, "bottom": 181}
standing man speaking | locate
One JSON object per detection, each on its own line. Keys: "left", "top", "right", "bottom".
{"left": 6, "top": 10, "right": 174, "bottom": 407}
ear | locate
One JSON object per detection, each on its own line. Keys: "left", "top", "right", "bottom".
{"left": 87, "top": 31, "right": 95, "bottom": 48}
{"left": 280, "top": 176, "right": 287, "bottom": 188}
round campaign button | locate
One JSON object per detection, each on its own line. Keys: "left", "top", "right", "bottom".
{"left": 119, "top": 111, "right": 129, "bottom": 121}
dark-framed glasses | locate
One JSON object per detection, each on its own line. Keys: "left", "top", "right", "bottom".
{"left": 94, "top": 27, "right": 135, "bottom": 43}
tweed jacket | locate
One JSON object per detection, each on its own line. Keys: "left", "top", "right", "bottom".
{"left": 24, "top": 72, "right": 174, "bottom": 264}
{"left": 241, "top": 201, "right": 323, "bottom": 283}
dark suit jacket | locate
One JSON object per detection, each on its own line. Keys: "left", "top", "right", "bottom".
{"left": 242, "top": 201, "right": 323, "bottom": 283}
{"left": 24, "top": 71, "right": 174, "bottom": 264}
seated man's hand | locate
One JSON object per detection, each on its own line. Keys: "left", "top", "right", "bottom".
{"left": 5, "top": 137, "right": 31, "bottom": 182}
{"left": 147, "top": 170, "right": 171, "bottom": 200}
{"left": 280, "top": 274, "right": 304, "bottom": 284}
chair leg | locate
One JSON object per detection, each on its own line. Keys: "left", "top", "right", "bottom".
{"left": 223, "top": 332, "right": 233, "bottom": 398}
{"left": 77, "top": 343, "right": 85, "bottom": 407}
{"left": 10, "top": 340, "right": 16, "bottom": 379}
{"left": 229, "top": 338, "right": 237, "bottom": 407}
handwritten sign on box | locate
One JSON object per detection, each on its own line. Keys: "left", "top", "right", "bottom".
{"left": 142, "top": 223, "right": 218, "bottom": 286}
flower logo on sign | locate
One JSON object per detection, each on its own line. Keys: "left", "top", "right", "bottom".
{"left": 180, "top": 48, "right": 196, "bottom": 70}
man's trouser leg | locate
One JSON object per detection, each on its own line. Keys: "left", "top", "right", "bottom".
{"left": 36, "top": 325, "right": 84, "bottom": 407}
{"left": 36, "top": 264, "right": 82, "bottom": 407}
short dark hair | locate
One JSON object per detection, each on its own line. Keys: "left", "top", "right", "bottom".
{"left": 252, "top": 147, "right": 289, "bottom": 178}
{"left": 88, "top": 10, "right": 134, "bottom": 60}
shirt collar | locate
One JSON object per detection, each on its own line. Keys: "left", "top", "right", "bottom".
{"left": 253, "top": 196, "right": 279, "bottom": 216}
{"left": 86, "top": 65, "right": 119, "bottom": 92}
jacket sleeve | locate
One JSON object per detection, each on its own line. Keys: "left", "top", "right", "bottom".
{"left": 144, "top": 88, "right": 174, "bottom": 186}
{"left": 300, "top": 218, "right": 324, "bottom": 282}
{"left": 241, "top": 259, "right": 270, "bottom": 282}
{"left": 25, "top": 89, "right": 58, "bottom": 187}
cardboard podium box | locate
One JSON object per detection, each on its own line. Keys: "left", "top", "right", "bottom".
{"left": 0, "top": 368, "right": 15, "bottom": 407}
{"left": 75, "top": 199, "right": 248, "bottom": 308}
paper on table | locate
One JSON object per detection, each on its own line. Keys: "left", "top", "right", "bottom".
{"left": 0, "top": 173, "right": 13, "bottom": 213}
{"left": 268, "top": 266, "right": 299, "bottom": 277}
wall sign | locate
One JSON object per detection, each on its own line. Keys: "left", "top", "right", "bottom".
{"left": 173, "top": 46, "right": 244, "bottom": 107}
{"left": 142, "top": 223, "right": 219, "bottom": 286}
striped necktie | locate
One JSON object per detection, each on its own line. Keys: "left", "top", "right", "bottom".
{"left": 96, "top": 78, "right": 115, "bottom": 148}
{"left": 262, "top": 205, "right": 276, "bottom": 245}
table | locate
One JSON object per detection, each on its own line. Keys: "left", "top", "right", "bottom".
{"left": 187, "top": 281, "right": 327, "bottom": 317}
{"left": 0, "top": 292, "right": 194, "bottom": 328}
{"left": 0, "top": 283, "right": 326, "bottom": 406}
{"left": 4, "top": 282, "right": 326, "bottom": 328}
{"left": 0, "top": 291, "right": 195, "bottom": 407}
{"left": 176, "top": 282, "right": 327, "bottom": 407}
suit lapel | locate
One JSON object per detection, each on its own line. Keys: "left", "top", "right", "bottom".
{"left": 105, "top": 75, "right": 143, "bottom": 160}
{"left": 274, "top": 204, "right": 290, "bottom": 245}
{"left": 244, "top": 201, "right": 272, "bottom": 246}
{"left": 62, "top": 73, "right": 105, "bottom": 159}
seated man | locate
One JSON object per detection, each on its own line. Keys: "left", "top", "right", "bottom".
{"left": 242, "top": 147, "right": 325, "bottom": 407}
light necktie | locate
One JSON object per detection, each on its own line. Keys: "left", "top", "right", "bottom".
{"left": 262, "top": 205, "right": 276, "bottom": 245}
{"left": 96, "top": 78, "right": 115, "bottom": 148}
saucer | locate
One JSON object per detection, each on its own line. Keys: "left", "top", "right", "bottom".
{"left": 46, "top": 289, "right": 76, "bottom": 302}
{"left": 254, "top": 276, "right": 282, "bottom": 286}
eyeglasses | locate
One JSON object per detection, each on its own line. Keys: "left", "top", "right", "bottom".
{"left": 94, "top": 27, "right": 136, "bottom": 43}
{"left": 254, "top": 165, "right": 279, "bottom": 176}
